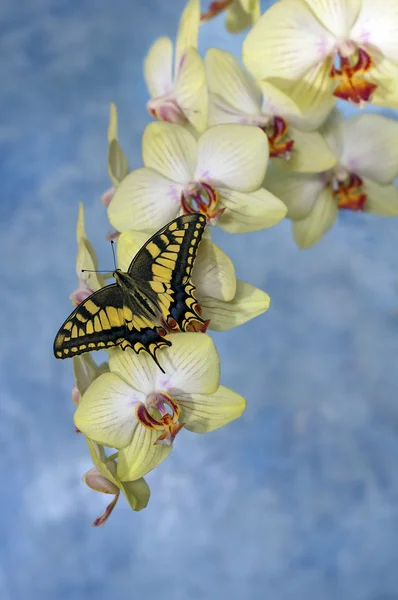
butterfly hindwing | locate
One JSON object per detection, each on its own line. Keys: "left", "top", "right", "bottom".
{"left": 54, "top": 285, "right": 126, "bottom": 358}
{"left": 129, "top": 213, "right": 207, "bottom": 332}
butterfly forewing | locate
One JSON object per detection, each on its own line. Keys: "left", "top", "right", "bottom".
{"left": 129, "top": 213, "right": 207, "bottom": 331}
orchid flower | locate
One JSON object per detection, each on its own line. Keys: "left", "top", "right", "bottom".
{"left": 74, "top": 333, "right": 246, "bottom": 481}
{"left": 117, "top": 229, "right": 271, "bottom": 332}
{"left": 144, "top": 0, "right": 208, "bottom": 131}
{"left": 73, "top": 355, "right": 150, "bottom": 526}
{"left": 265, "top": 111, "right": 398, "bottom": 247}
{"left": 200, "top": 0, "right": 260, "bottom": 32}
{"left": 243, "top": 0, "right": 398, "bottom": 113}
{"left": 107, "top": 121, "right": 286, "bottom": 234}
{"left": 205, "top": 48, "right": 336, "bottom": 173}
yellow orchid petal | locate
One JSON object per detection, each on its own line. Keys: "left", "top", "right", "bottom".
{"left": 177, "top": 385, "right": 246, "bottom": 433}
{"left": 86, "top": 437, "right": 150, "bottom": 511}
{"left": 74, "top": 373, "right": 145, "bottom": 449}
{"left": 258, "top": 80, "right": 303, "bottom": 122}
{"left": 108, "top": 139, "right": 129, "bottom": 188}
{"left": 116, "top": 230, "right": 149, "bottom": 272}
{"left": 265, "top": 165, "right": 323, "bottom": 220}
{"left": 117, "top": 425, "right": 172, "bottom": 481}
{"left": 304, "top": 0, "right": 361, "bottom": 38}
{"left": 142, "top": 122, "right": 197, "bottom": 183}
{"left": 218, "top": 187, "right": 287, "bottom": 233}
{"left": 174, "top": 47, "right": 208, "bottom": 132}
{"left": 226, "top": 0, "right": 260, "bottom": 33}
{"left": 275, "top": 59, "right": 336, "bottom": 118}
{"left": 205, "top": 49, "right": 261, "bottom": 116}
{"left": 121, "top": 477, "right": 151, "bottom": 512}
{"left": 371, "top": 66, "right": 398, "bottom": 109}
{"left": 201, "top": 280, "right": 270, "bottom": 332}
{"left": 350, "top": 0, "right": 398, "bottom": 63}
{"left": 193, "top": 238, "right": 236, "bottom": 302}
{"left": 281, "top": 126, "right": 337, "bottom": 173}
{"left": 85, "top": 438, "right": 119, "bottom": 488}
{"left": 107, "top": 102, "right": 118, "bottom": 143}
{"left": 144, "top": 37, "right": 173, "bottom": 98}
{"left": 73, "top": 355, "right": 109, "bottom": 397}
{"left": 242, "top": 0, "right": 333, "bottom": 80}
{"left": 107, "top": 167, "right": 181, "bottom": 233}
{"left": 106, "top": 104, "right": 129, "bottom": 187}
{"left": 109, "top": 347, "right": 157, "bottom": 397}
{"left": 75, "top": 204, "right": 104, "bottom": 292}
{"left": 293, "top": 187, "right": 337, "bottom": 248}
{"left": 340, "top": 114, "right": 398, "bottom": 184}
{"left": 195, "top": 124, "right": 269, "bottom": 192}
{"left": 175, "top": 0, "right": 200, "bottom": 71}
{"left": 153, "top": 332, "right": 220, "bottom": 395}
{"left": 363, "top": 179, "right": 398, "bottom": 216}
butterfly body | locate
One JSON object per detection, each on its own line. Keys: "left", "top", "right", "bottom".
{"left": 54, "top": 214, "right": 207, "bottom": 371}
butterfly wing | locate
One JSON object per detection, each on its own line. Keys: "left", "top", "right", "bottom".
{"left": 128, "top": 213, "right": 207, "bottom": 332}
{"left": 53, "top": 284, "right": 171, "bottom": 364}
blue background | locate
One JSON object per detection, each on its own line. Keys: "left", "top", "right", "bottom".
{"left": 1, "top": 1, "right": 398, "bottom": 598}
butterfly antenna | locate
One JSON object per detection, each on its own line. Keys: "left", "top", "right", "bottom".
{"left": 81, "top": 269, "right": 112, "bottom": 273}
{"left": 111, "top": 240, "right": 117, "bottom": 270}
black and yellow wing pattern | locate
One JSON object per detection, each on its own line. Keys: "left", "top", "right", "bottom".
{"left": 54, "top": 213, "right": 207, "bottom": 370}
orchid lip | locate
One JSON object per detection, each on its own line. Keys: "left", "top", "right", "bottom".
{"left": 136, "top": 392, "right": 184, "bottom": 445}
{"left": 330, "top": 46, "right": 377, "bottom": 105}
{"left": 331, "top": 171, "right": 367, "bottom": 211}
{"left": 181, "top": 181, "right": 225, "bottom": 223}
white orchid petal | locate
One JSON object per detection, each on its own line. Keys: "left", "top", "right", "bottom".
{"left": 218, "top": 187, "right": 287, "bottom": 233}
{"left": 293, "top": 187, "right": 337, "bottom": 248}
{"left": 107, "top": 168, "right": 181, "bottom": 233}
{"left": 363, "top": 179, "right": 398, "bottom": 216}
{"left": 143, "top": 122, "right": 197, "bottom": 183}
{"left": 193, "top": 238, "right": 236, "bottom": 302}
{"left": 243, "top": 0, "right": 334, "bottom": 80}
{"left": 351, "top": 0, "right": 398, "bottom": 63}
{"left": 109, "top": 347, "right": 157, "bottom": 397}
{"left": 74, "top": 373, "right": 144, "bottom": 449}
{"left": 205, "top": 49, "right": 261, "bottom": 116}
{"left": 201, "top": 280, "right": 270, "bottom": 332}
{"left": 265, "top": 165, "right": 323, "bottom": 220}
{"left": 196, "top": 124, "right": 269, "bottom": 192}
{"left": 174, "top": 48, "right": 208, "bottom": 132}
{"left": 154, "top": 332, "right": 220, "bottom": 396}
{"left": 340, "top": 114, "right": 398, "bottom": 184}
{"left": 144, "top": 37, "right": 173, "bottom": 98}
{"left": 177, "top": 385, "right": 246, "bottom": 433}
{"left": 117, "top": 425, "right": 172, "bottom": 481}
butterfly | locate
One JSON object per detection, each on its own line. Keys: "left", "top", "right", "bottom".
{"left": 54, "top": 213, "right": 208, "bottom": 372}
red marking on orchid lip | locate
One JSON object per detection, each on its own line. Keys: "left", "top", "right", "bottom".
{"left": 333, "top": 172, "right": 367, "bottom": 211}
{"left": 265, "top": 116, "right": 295, "bottom": 159}
{"left": 330, "top": 47, "right": 377, "bottom": 105}
{"left": 201, "top": 0, "right": 233, "bottom": 21}
{"left": 181, "top": 181, "right": 224, "bottom": 223}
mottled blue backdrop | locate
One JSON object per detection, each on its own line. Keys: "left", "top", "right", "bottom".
{"left": 1, "top": 1, "right": 398, "bottom": 599}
